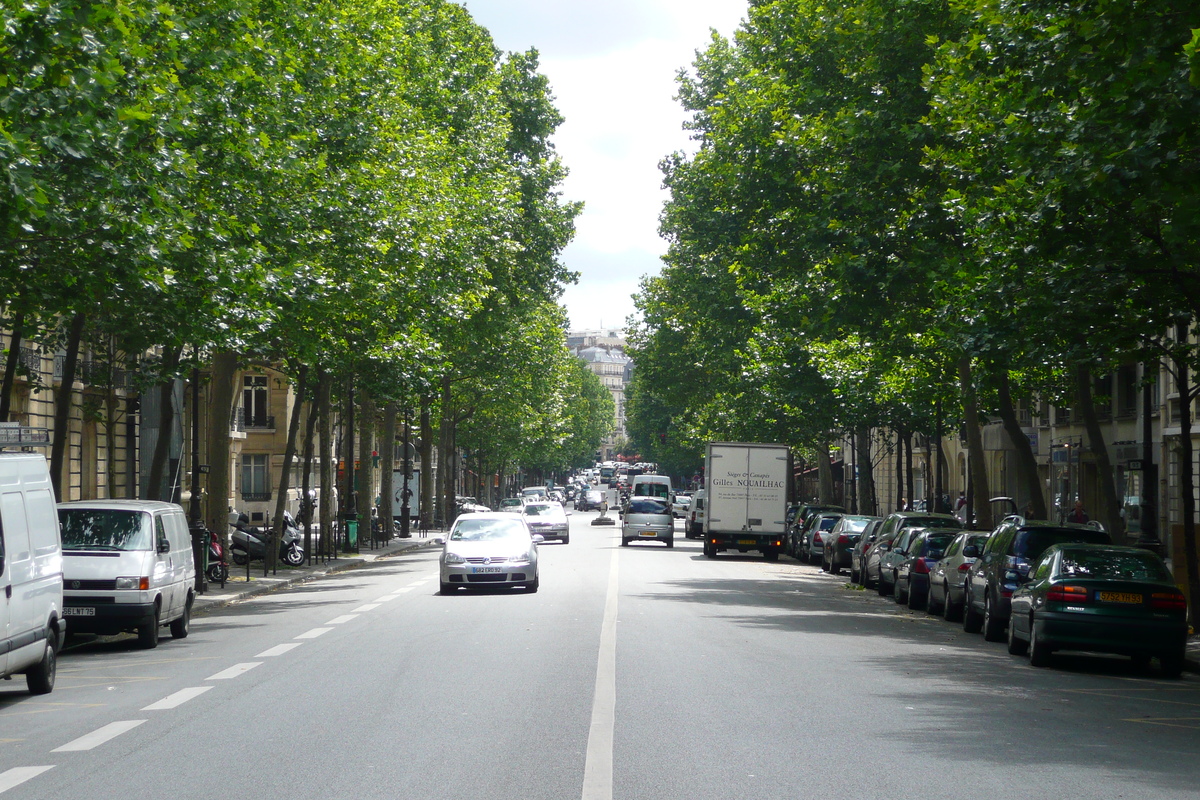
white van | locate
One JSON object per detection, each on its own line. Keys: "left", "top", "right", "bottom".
{"left": 0, "top": 452, "right": 65, "bottom": 694}
{"left": 631, "top": 474, "right": 672, "bottom": 501}
{"left": 58, "top": 500, "right": 196, "bottom": 649}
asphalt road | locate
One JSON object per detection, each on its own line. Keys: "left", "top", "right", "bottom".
{"left": 2, "top": 505, "right": 1199, "bottom": 799}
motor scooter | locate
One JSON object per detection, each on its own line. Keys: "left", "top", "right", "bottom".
{"left": 229, "top": 512, "right": 305, "bottom": 566}
{"left": 207, "top": 529, "right": 229, "bottom": 585}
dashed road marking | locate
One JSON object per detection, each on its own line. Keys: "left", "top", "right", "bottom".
{"left": 52, "top": 720, "right": 146, "bottom": 752}
{"left": 256, "top": 643, "right": 303, "bottom": 658}
{"left": 351, "top": 604, "right": 381, "bottom": 612}
{"left": 206, "top": 662, "right": 262, "bottom": 680}
{"left": 294, "top": 627, "right": 332, "bottom": 640}
{"left": 0, "top": 766, "right": 54, "bottom": 794}
{"left": 324, "top": 614, "right": 359, "bottom": 625}
{"left": 142, "top": 687, "right": 213, "bottom": 711}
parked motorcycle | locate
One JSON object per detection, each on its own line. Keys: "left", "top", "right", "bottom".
{"left": 229, "top": 512, "right": 305, "bottom": 566}
{"left": 207, "top": 528, "right": 229, "bottom": 585}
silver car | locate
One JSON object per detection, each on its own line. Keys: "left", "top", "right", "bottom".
{"left": 621, "top": 497, "right": 674, "bottom": 547}
{"left": 522, "top": 501, "right": 570, "bottom": 544}
{"left": 439, "top": 513, "right": 541, "bottom": 593}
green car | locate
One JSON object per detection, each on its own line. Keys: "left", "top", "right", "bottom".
{"left": 1006, "top": 543, "right": 1188, "bottom": 676}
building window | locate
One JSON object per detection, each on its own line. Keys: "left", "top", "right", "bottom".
{"left": 241, "top": 454, "right": 271, "bottom": 501}
{"left": 243, "top": 375, "right": 269, "bottom": 428}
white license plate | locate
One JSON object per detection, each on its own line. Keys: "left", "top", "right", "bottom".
{"left": 64, "top": 607, "right": 95, "bottom": 616}
{"left": 471, "top": 567, "right": 502, "bottom": 574}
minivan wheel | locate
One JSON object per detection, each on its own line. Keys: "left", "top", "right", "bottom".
{"left": 138, "top": 606, "right": 161, "bottom": 649}
{"left": 26, "top": 633, "right": 56, "bottom": 695}
{"left": 170, "top": 596, "right": 192, "bottom": 639}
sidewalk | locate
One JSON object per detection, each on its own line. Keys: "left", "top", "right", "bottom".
{"left": 192, "top": 533, "right": 443, "bottom": 615}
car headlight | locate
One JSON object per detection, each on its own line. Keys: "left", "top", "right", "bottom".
{"left": 509, "top": 551, "right": 532, "bottom": 565}
{"left": 443, "top": 552, "right": 466, "bottom": 565}
{"left": 115, "top": 576, "right": 146, "bottom": 590}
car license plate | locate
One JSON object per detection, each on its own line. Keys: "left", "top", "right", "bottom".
{"left": 471, "top": 567, "right": 502, "bottom": 574}
{"left": 64, "top": 607, "right": 95, "bottom": 616}
{"left": 639, "top": 530, "right": 657, "bottom": 537}
{"left": 738, "top": 539, "right": 756, "bottom": 545}
{"left": 1098, "top": 591, "right": 1142, "bottom": 604}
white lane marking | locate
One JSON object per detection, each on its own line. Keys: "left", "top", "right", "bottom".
{"left": 373, "top": 595, "right": 398, "bottom": 602}
{"left": 52, "top": 720, "right": 146, "bottom": 752}
{"left": 393, "top": 587, "right": 414, "bottom": 594}
{"left": 582, "top": 545, "right": 619, "bottom": 800}
{"left": 256, "top": 643, "right": 303, "bottom": 658}
{"left": 324, "top": 614, "right": 359, "bottom": 625}
{"left": 142, "top": 686, "right": 213, "bottom": 711}
{"left": 0, "top": 766, "right": 54, "bottom": 793}
{"left": 351, "top": 604, "right": 381, "bottom": 612}
{"left": 206, "top": 662, "right": 263, "bottom": 680}
{"left": 294, "top": 627, "right": 332, "bottom": 640}
{"left": 409, "top": 579, "right": 430, "bottom": 586}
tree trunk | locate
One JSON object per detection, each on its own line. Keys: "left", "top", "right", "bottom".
{"left": 437, "top": 377, "right": 453, "bottom": 528}
{"left": 958, "top": 356, "right": 992, "bottom": 531}
{"left": 0, "top": 312, "right": 24, "bottom": 422}
{"left": 995, "top": 369, "right": 1046, "bottom": 518}
{"left": 380, "top": 403, "right": 397, "bottom": 538}
{"left": 357, "top": 389, "right": 375, "bottom": 542}
{"left": 1076, "top": 364, "right": 1125, "bottom": 543}
{"left": 856, "top": 426, "right": 876, "bottom": 515}
{"left": 51, "top": 313, "right": 86, "bottom": 501}
{"left": 317, "top": 371, "right": 335, "bottom": 559}
{"left": 147, "top": 345, "right": 183, "bottom": 501}
{"left": 301, "top": 372, "right": 320, "bottom": 563}
{"left": 895, "top": 429, "right": 904, "bottom": 511}
{"left": 204, "top": 351, "right": 238, "bottom": 554}
{"left": 1173, "top": 338, "right": 1199, "bottom": 624}
{"left": 420, "top": 395, "right": 433, "bottom": 530}
{"left": 270, "top": 364, "right": 307, "bottom": 571}
{"left": 903, "top": 429, "right": 914, "bottom": 510}
{"left": 817, "top": 440, "right": 834, "bottom": 503}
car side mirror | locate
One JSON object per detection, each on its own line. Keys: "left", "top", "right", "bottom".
{"left": 532, "top": 534, "right": 545, "bottom": 544}
{"left": 963, "top": 545, "right": 979, "bottom": 558}
{"left": 158, "top": 539, "right": 171, "bottom": 554}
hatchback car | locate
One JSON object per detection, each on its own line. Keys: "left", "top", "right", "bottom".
{"left": 1006, "top": 544, "right": 1187, "bottom": 676}
{"left": 963, "top": 518, "right": 1110, "bottom": 641}
{"left": 927, "top": 531, "right": 988, "bottom": 620}
{"left": 576, "top": 489, "right": 606, "bottom": 512}
{"left": 497, "top": 497, "right": 525, "bottom": 513}
{"left": 894, "top": 529, "right": 958, "bottom": 609}
{"left": 850, "top": 518, "right": 885, "bottom": 585}
{"left": 672, "top": 493, "right": 692, "bottom": 518}
{"left": 439, "top": 513, "right": 541, "bottom": 593}
{"left": 621, "top": 497, "right": 674, "bottom": 547}
{"left": 522, "top": 501, "right": 570, "bottom": 544}
{"left": 822, "top": 515, "right": 878, "bottom": 575}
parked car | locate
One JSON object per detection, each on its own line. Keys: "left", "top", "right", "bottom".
{"left": 497, "top": 497, "right": 525, "bottom": 513}
{"left": 876, "top": 526, "right": 923, "bottom": 597}
{"left": 822, "top": 515, "right": 878, "bottom": 575}
{"left": 894, "top": 529, "right": 958, "bottom": 609}
{"left": 58, "top": 500, "right": 197, "bottom": 649}
{"left": 797, "top": 512, "right": 842, "bottom": 565}
{"left": 621, "top": 496, "right": 674, "bottom": 547}
{"left": 521, "top": 501, "right": 570, "bottom": 544}
{"left": 927, "top": 531, "right": 989, "bottom": 620}
{"left": 1006, "top": 543, "right": 1187, "bottom": 676}
{"left": 963, "top": 517, "right": 1111, "bottom": 641}
{"left": 862, "top": 511, "right": 963, "bottom": 591}
{"left": 787, "top": 503, "right": 846, "bottom": 544}
{"left": 686, "top": 489, "right": 707, "bottom": 539}
{"left": 850, "top": 518, "right": 885, "bottom": 585}
{"left": 439, "top": 512, "right": 541, "bottom": 593}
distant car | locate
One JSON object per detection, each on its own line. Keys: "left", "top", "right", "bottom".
{"left": 439, "top": 512, "right": 541, "bottom": 594}
{"left": 850, "top": 518, "right": 885, "bottom": 585}
{"left": 576, "top": 489, "right": 605, "bottom": 512}
{"left": 963, "top": 517, "right": 1111, "bottom": 641}
{"left": 522, "top": 501, "right": 570, "bottom": 544}
{"left": 455, "top": 496, "right": 490, "bottom": 514}
{"left": 862, "top": 511, "right": 963, "bottom": 591}
{"left": 621, "top": 497, "right": 674, "bottom": 548}
{"left": 821, "top": 515, "right": 877, "bottom": 574}
{"left": 672, "top": 493, "right": 692, "bottom": 518}
{"left": 1006, "top": 543, "right": 1187, "bottom": 676}
{"left": 894, "top": 529, "right": 958, "bottom": 609}
{"left": 686, "top": 489, "right": 707, "bottom": 539}
{"left": 927, "top": 531, "right": 988, "bottom": 620}
{"left": 797, "top": 512, "right": 842, "bottom": 564}
{"left": 497, "top": 497, "right": 525, "bottom": 513}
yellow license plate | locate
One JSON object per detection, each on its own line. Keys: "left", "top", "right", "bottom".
{"left": 639, "top": 531, "right": 657, "bottom": 537}
{"left": 1099, "top": 591, "right": 1142, "bottom": 604}
{"left": 738, "top": 539, "right": 756, "bottom": 545}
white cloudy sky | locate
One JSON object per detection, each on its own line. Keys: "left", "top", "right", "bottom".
{"left": 458, "top": 0, "right": 749, "bottom": 332}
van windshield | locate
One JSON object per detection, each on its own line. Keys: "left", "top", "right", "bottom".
{"left": 633, "top": 483, "right": 670, "bottom": 499}
{"left": 59, "top": 509, "right": 151, "bottom": 551}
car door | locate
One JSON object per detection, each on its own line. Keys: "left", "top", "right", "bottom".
{"left": 0, "top": 491, "right": 33, "bottom": 669}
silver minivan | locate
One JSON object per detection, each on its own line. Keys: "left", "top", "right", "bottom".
{"left": 621, "top": 497, "right": 674, "bottom": 548}
{"left": 0, "top": 451, "right": 65, "bottom": 694}
{"left": 58, "top": 501, "right": 196, "bottom": 649}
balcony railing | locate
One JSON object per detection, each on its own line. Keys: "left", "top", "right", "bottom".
{"left": 241, "top": 491, "right": 272, "bottom": 502}
{"left": 234, "top": 407, "right": 275, "bottom": 431}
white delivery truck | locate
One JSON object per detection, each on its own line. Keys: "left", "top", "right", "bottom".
{"left": 703, "top": 442, "right": 792, "bottom": 561}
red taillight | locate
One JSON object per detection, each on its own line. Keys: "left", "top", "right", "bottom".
{"left": 912, "top": 558, "right": 929, "bottom": 575}
{"left": 1151, "top": 591, "right": 1187, "bottom": 611}
{"left": 1046, "top": 585, "right": 1090, "bottom": 603}
{"left": 957, "top": 563, "right": 971, "bottom": 573}
{"left": 838, "top": 534, "right": 849, "bottom": 545}
{"left": 813, "top": 533, "right": 823, "bottom": 544}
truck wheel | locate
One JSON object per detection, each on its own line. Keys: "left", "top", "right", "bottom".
{"left": 138, "top": 606, "right": 161, "bottom": 650}
{"left": 26, "top": 632, "right": 57, "bottom": 695}
{"left": 170, "top": 596, "right": 192, "bottom": 639}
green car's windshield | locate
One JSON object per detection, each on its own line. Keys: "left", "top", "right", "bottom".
{"left": 1057, "top": 550, "right": 1172, "bottom": 582}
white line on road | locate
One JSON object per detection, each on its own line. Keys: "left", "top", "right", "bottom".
{"left": 393, "top": 587, "right": 414, "bottom": 594}
{"left": 294, "top": 627, "right": 332, "bottom": 640}
{"left": 256, "top": 643, "right": 303, "bottom": 657}
{"left": 373, "top": 595, "right": 398, "bottom": 602}
{"left": 0, "top": 766, "right": 54, "bottom": 794}
{"left": 351, "top": 604, "right": 381, "bottom": 612}
{"left": 142, "top": 686, "right": 213, "bottom": 710}
{"left": 582, "top": 544, "right": 619, "bottom": 800}
{"left": 52, "top": 720, "right": 146, "bottom": 752}
{"left": 206, "top": 662, "right": 263, "bottom": 680}
{"left": 324, "top": 614, "right": 359, "bottom": 625}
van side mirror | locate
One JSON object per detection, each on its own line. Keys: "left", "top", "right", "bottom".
{"left": 158, "top": 539, "right": 171, "bottom": 554}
